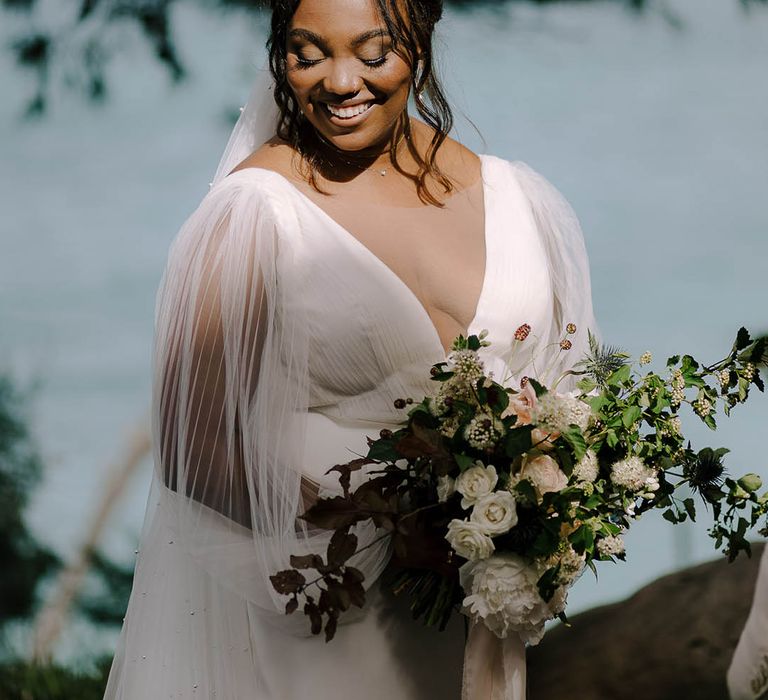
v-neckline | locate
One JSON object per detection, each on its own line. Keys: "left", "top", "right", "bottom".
{"left": 238, "top": 155, "right": 491, "bottom": 358}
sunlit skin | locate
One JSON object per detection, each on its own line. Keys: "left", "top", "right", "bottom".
{"left": 285, "top": 0, "right": 413, "bottom": 161}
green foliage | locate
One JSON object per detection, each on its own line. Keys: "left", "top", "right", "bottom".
{"left": 0, "top": 658, "right": 111, "bottom": 700}
{"left": 0, "top": 374, "right": 59, "bottom": 631}
{"left": 75, "top": 550, "right": 135, "bottom": 627}
{"left": 5, "top": 0, "right": 767, "bottom": 116}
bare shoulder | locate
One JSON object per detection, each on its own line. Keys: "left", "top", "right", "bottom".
{"left": 229, "top": 137, "right": 300, "bottom": 181}
{"left": 409, "top": 117, "right": 482, "bottom": 190}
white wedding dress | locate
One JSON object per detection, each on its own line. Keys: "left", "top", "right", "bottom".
{"left": 103, "top": 151, "right": 595, "bottom": 700}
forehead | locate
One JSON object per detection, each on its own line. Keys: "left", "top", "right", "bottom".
{"left": 290, "top": 0, "right": 387, "bottom": 36}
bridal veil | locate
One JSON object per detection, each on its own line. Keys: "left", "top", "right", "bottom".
{"left": 104, "top": 63, "right": 597, "bottom": 699}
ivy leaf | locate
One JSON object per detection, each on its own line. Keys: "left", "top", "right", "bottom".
{"left": 622, "top": 405, "right": 642, "bottom": 429}
{"left": 662, "top": 508, "right": 680, "bottom": 524}
{"left": 504, "top": 425, "right": 533, "bottom": 457}
{"left": 455, "top": 453, "right": 475, "bottom": 472}
{"left": 734, "top": 327, "right": 752, "bottom": 352}
{"left": 561, "top": 426, "right": 587, "bottom": 461}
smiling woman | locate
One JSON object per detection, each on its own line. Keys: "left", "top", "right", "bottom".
{"left": 102, "top": 0, "right": 597, "bottom": 699}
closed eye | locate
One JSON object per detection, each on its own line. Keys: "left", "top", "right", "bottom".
{"left": 362, "top": 53, "right": 389, "bottom": 68}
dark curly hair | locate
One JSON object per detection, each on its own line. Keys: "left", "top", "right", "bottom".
{"left": 267, "top": 0, "right": 454, "bottom": 206}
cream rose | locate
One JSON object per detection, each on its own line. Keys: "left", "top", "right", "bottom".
{"left": 445, "top": 519, "right": 495, "bottom": 561}
{"left": 502, "top": 382, "right": 537, "bottom": 424}
{"left": 470, "top": 491, "right": 518, "bottom": 536}
{"left": 521, "top": 454, "right": 568, "bottom": 499}
{"left": 455, "top": 462, "right": 498, "bottom": 509}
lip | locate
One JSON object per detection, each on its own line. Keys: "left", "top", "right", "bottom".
{"left": 317, "top": 99, "right": 376, "bottom": 127}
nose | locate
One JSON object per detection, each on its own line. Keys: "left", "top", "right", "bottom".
{"left": 322, "top": 58, "right": 364, "bottom": 97}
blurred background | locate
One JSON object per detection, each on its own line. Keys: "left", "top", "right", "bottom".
{"left": 0, "top": 0, "right": 766, "bottom": 696}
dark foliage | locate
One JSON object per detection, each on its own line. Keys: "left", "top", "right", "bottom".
{"left": 0, "top": 375, "right": 59, "bottom": 631}
{"left": 0, "top": 657, "right": 111, "bottom": 700}
{"left": 5, "top": 0, "right": 766, "bottom": 116}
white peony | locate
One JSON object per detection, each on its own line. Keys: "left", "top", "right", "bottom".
{"left": 520, "top": 454, "right": 568, "bottom": 500}
{"left": 436, "top": 475, "right": 456, "bottom": 503}
{"left": 446, "top": 519, "right": 495, "bottom": 561}
{"left": 455, "top": 462, "right": 499, "bottom": 509}
{"left": 470, "top": 491, "right": 518, "bottom": 535}
{"left": 459, "top": 554, "right": 567, "bottom": 644}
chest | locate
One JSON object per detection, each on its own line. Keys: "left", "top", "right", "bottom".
{"left": 278, "top": 162, "right": 555, "bottom": 409}
{"left": 297, "top": 178, "right": 487, "bottom": 347}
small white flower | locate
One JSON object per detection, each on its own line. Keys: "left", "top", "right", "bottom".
{"left": 555, "top": 546, "right": 586, "bottom": 586}
{"left": 446, "top": 519, "right": 495, "bottom": 561}
{"left": 694, "top": 397, "right": 712, "bottom": 417}
{"left": 533, "top": 391, "right": 592, "bottom": 435}
{"left": 470, "top": 491, "right": 518, "bottom": 536}
{"left": 459, "top": 554, "right": 567, "bottom": 644}
{"left": 573, "top": 449, "right": 599, "bottom": 484}
{"left": 447, "top": 349, "right": 485, "bottom": 383}
{"left": 436, "top": 475, "right": 456, "bottom": 503}
{"left": 463, "top": 414, "right": 506, "bottom": 451}
{"left": 610, "top": 455, "right": 657, "bottom": 492}
{"left": 639, "top": 351, "right": 652, "bottom": 366}
{"left": 455, "top": 462, "right": 499, "bottom": 509}
{"left": 596, "top": 535, "right": 625, "bottom": 558}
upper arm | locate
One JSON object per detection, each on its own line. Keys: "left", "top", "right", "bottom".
{"left": 155, "top": 184, "right": 272, "bottom": 527}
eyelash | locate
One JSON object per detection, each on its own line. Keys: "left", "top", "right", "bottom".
{"left": 294, "top": 53, "right": 389, "bottom": 70}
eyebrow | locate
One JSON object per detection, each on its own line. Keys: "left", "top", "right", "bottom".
{"left": 288, "top": 28, "right": 389, "bottom": 49}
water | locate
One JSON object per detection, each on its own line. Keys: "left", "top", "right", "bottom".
{"left": 1, "top": 0, "right": 766, "bottom": 658}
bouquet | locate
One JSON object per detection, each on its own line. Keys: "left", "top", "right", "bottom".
{"left": 270, "top": 323, "right": 767, "bottom": 644}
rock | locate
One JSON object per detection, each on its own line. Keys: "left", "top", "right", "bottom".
{"left": 528, "top": 543, "right": 764, "bottom": 700}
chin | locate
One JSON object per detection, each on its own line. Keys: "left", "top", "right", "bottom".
{"left": 320, "top": 128, "right": 387, "bottom": 153}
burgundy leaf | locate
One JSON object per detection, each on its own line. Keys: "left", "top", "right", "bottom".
{"left": 299, "top": 496, "right": 369, "bottom": 530}
{"left": 269, "top": 569, "right": 306, "bottom": 595}
{"left": 328, "top": 529, "right": 358, "bottom": 567}
{"left": 324, "top": 615, "right": 338, "bottom": 642}
{"left": 289, "top": 553, "right": 324, "bottom": 570}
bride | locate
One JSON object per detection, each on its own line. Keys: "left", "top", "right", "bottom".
{"left": 104, "top": 0, "right": 596, "bottom": 698}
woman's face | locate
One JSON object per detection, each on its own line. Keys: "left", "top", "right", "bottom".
{"left": 285, "top": 0, "right": 413, "bottom": 153}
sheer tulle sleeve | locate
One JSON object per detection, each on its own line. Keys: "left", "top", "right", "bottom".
{"left": 508, "top": 160, "right": 599, "bottom": 390}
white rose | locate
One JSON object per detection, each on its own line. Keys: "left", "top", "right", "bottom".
{"left": 459, "top": 554, "right": 567, "bottom": 645}
{"left": 446, "top": 519, "right": 495, "bottom": 561}
{"left": 521, "top": 454, "right": 568, "bottom": 500}
{"left": 470, "top": 491, "right": 518, "bottom": 536}
{"left": 436, "top": 475, "right": 456, "bottom": 503}
{"left": 455, "top": 462, "right": 498, "bottom": 509}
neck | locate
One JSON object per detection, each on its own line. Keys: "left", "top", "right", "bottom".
{"left": 300, "top": 117, "right": 410, "bottom": 181}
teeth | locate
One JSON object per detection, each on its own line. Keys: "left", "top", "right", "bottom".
{"left": 325, "top": 102, "right": 373, "bottom": 119}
